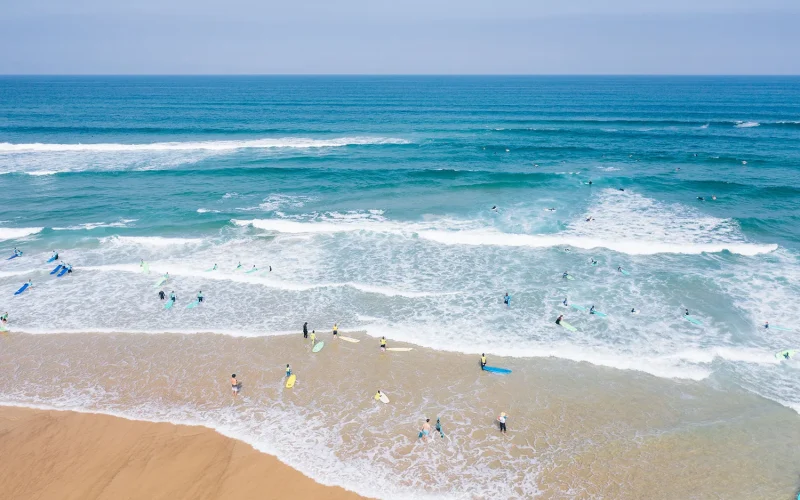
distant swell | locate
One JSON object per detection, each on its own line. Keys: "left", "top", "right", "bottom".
{"left": 0, "top": 137, "right": 411, "bottom": 153}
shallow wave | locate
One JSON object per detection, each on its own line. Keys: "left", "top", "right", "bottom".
{"left": 53, "top": 219, "right": 137, "bottom": 231}
{"left": 0, "top": 137, "right": 411, "bottom": 153}
{"left": 734, "top": 121, "right": 760, "bottom": 128}
{"left": 0, "top": 227, "right": 43, "bottom": 241}
{"left": 99, "top": 235, "right": 204, "bottom": 248}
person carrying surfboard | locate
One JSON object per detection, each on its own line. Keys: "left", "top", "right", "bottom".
{"left": 169, "top": 291, "right": 177, "bottom": 303}
{"left": 481, "top": 354, "right": 487, "bottom": 370}
{"left": 380, "top": 337, "right": 386, "bottom": 351}
{"left": 197, "top": 291, "right": 204, "bottom": 303}
{"left": 435, "top": 418, "right": 444, "bottom": 438}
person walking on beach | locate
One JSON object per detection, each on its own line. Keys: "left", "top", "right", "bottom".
{"left": 286, "top": 364, "right": 292, "bottom": 377}
{"left": 231, "top": 374, "right": 239, "bottom": 397}
{"left": 380, "top": 336, "right": 387, "bottom": 351}
{"left": 310, "top": 330, "right": 316, "bottom": 345}
{"left": 481, "top": 353, "right": 487, "bottom": 370}
{"left": 303, "top": 322, "right": 308, "bottom": 339}
{"left": 332, "top": 323, "right": 339, "bottom": 339}
{"left": 498, "top": 412, "right": 508, "bottom": 434}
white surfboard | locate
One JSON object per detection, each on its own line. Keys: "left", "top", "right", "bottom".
{"left": 339, "top": 336, "right": 360, "bottom": 343}
{"left": 386, "top": 347, "right": 413, "bottom": 352}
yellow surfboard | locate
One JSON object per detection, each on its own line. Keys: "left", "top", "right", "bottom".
{"left": 285, "top": 374, "right": 296, "bottom": 388}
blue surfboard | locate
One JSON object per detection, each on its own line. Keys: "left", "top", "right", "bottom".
{"left": 57, "top": 267, "right": 68, "bottom": 277}
{"left": 14, "top": 283, "right": 29, "bottom": 295}
{"left": 47, "top": 255, "right": 57, "bottom": 263}
{"left": 50, "top": 264, "right": 62, "bottom": 275}
{"left": 7, "top": 254, "right": 20, "bottom": 260}
{"left": 483, "top": 366, "right": 512, "bottom": 374}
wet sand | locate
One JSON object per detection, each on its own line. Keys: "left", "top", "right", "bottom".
{"left": 1, "top": 330, "right": 799, "bottom": 498}
{"left": 0, "top": 405, "right": 365, "bottom": 500}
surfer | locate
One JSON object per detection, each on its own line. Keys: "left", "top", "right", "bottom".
{"left": 764, "top": 322, "right": 769, "bottom": 329}
{"left": 585, "top": 216, "right": 594, "bottom": 222}
{"left": 491, "top": 206, "right": 498, "bottom": 212}
{"left": 197, "top": 291, "right": 204, "bottom": 303}
{"left": 235, "top": 262, "right": 242, "bottom": 271}
{"left": 562, "top": 298, "right": 568, "bottom": 307}
{"left": 556, "top": 314, "right": 564, "bottom": 325}
{"left": 481, "top": 354, "right": 487, "bottom": 370}
{"left": 685, "top": 309, "right": 690, "bottom": 316}
{"left": 546, "top": 207, "right": 556, "bottom": 212}
{"left": 66, "top": 264, "right": 73, "bottom": 274}
{"left": 589, "top": 305, "right": 596, "bottom": 315}
{"left": 617, "top": 266, "right": 622, "bottom": 272}
{"left": 588, "top": 180, "right": 593, "bottom": 186}
{"left": 51, "top": 250, "right": 59, "bottom": 260}
{"left": 303, "top": 322, "right": 308, "bottom": 339}
{"left": 562, "top": 271, "right": 570, "bottom": 279}
{"left": 169, "top": 291, "right": 177, "bottom": 303}
{"left": 631, "top": 308, "right": 637, "bottom": 314}
{"left": 564, "top": 248, "right": 570, "bottom": 253}
{"left": 231, "top": 374, "right": 239, "bottom": 397}
{"left": 697, "top": 196, "right": 705, "bottom": 201}
{"left": 784, "top": 351, "right": 791, "bottom": 360}
{"left": 503, "top": 293, "right": 510, "bottom": 308}
{"left": 212, "top": 263, "right": 217, "bottom": 271}
{"left": 374, "top": 390, "right": 383, "bottom": 401}
{"left": 590, "top": 259, "right": 598, "bottom": 266}
{"left": 158, "top": 290, "right": 166, "bottom": 300}
{"left": 310, "top": 330, "right": 316, "bottom": 345}
{"left": 13, "top": 248, "right": 21, "bottom": 257}
{"left": 286, "top": 364, "right": 292, "bottom": 377}
{"left": 332, "top": 323, "right": 339, "bottom": 338}
{"left": 380, "top": 337, "right": 386, "bottom": 351}
{"left": 419, "top": 418, "right": 432, "bottom": 442}
{"left": 1, "top": 312, "right": 7, "bottom": 324}
{"left": 269, "top": 265, "right": 272, "bottom": 272}
{"left": 435, "top": 418, "right": 444, "bottom": 438}
{"left": 498, "top": 412, "right": 508, "bottom": 434}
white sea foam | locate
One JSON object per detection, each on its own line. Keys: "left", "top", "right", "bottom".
{"left": 196, "top": 208, "right": 221, "bottom": 214}
{"left": 0, "top": 137, "right": 411, "bottom": 153}
{"left": 53, "top": 219, "right": 137, "bottom": 231}
{"left": 0, "top": 227, "right": 43, "bottom": 241}
{"left": 99, "top": 235, "right": 204, "bottom": 248}
{"left": 734, "top": 121, "right": 760, "bottom": 128}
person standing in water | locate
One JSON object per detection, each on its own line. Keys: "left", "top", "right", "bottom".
{"left": 435, "top": 418, "right": 444, "bottom": 438}
{"left": 498, "top": 412, "right": 508, "bottom": 434}
{"left": 158, "top": 290, "right": 166, "bottom": 300}
{"left": 231, "top": 374, "right": 239, "bottom": 397}
{"left": 197, "top": 291, "right": 204, "bottom": 303}
{"left": 169, "top": 291, "right": 177, "bottom": 303}
{"left": 303, "top": 322, "right": 308, "bottom": 339}
{"left": 765, "top": 321, "right": 769, "bottom": 329}
{"left": 332, "top": 323, "right": 339, "bottom": 338}
{"left": 380, "top": 336, "right": 386, "bottom": 351}
{"left": 685, "top": 309, "right": 690, "bottom": 316}
{"left": 503, "top": 293, "right": 511, "bottom": 308}
{"left": 481, "top": 353, "right": 487, "bottom": 370}
{"left": 286, "top": 364, "right": 292, "bottom": 377}
{"left": 419, "top": 418, "right": 432, "bottom": 442}
{"left": 1, "top": 312, "right": 8, "bottom": 324}
{"left": 556, "top": 314, "right": 564, "bottom": 325}
{"left": 589, "top": 305, "right": 596, "bottom": 315}
{"left": 562, "top": 297, "right": 569, "bottom": 306}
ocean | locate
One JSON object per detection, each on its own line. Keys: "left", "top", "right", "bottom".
{"left": 1, "top": 76, "right": 800, "bottom": 498}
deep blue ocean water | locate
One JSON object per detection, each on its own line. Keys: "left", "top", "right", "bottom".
{"left": 1, "top": 76, "right": 800, "bottom": 412}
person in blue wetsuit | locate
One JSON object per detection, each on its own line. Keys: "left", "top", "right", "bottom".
{"left": 169, "top": 291, "right": 177, "bottom": 303}
{"left": 51, "top": 250, "right": 58, "bottom": 260}
{"left": 590, "top": 305, "right": 596, "bottom": 315}
{"left": 563, "top": 297, "right": 568, "bottom": 306}
{"left": 503, "top": 293, "right": 510, "bottom": 308}
{"left": 197, "top": 291, "right": 204, "bottom": 303}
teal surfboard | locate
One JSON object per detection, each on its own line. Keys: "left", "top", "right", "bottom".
{"left": 245, "top": 268, "right": 258, "bottom": 274}
{"left": 571, "top": 304, "right": 586, "bottom": 312}
{"left": 312, "top": 341, "right": 325, "bottom": 353}
{"left": 684, "top": 315, "right": 702, "bottom": 326}
{"left": 153, "top": 277, "right": 167, "bottom": 288}
{"left": 164, "top": 300, "right": 174, "bottom": 310}
{"left": 560, "top": 321, "right": 577, "bottom": 332}
{"left": 591, "top": 311, "right": 607, "bottom": 318}
{"left": 483, "top": 366, "right": 512, "bottom": 374}
{"left": 186, "top": 300, "right": 200, "bottom": 309}
{"left": 776, "top": 349, "right": 797, "bottom": 360}
{"left": 620, "top": 269, "right": 630, "bottom": 276}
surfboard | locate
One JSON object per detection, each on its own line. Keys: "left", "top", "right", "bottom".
{"left": 565, "top": 275, "right": 575, "bottom": 281}
{"left": 153, "top": 277, "right": 167, "bottom": 288}
{"left": 47, "top": 255, "right": 56, "bottom": 263}
{"left": 164, "top": 300, "right": 174, "bottom": 310}
{"left": 560, "top": 321, "right": 577, "bottom": 332}
{"left": 204, "top": 267, "right": 216, "bottom": 272}
{"left": 14, "top": 283, "right": 29, "bottom": 295}
{"left": 339, "top": 336, "right": 360, "bottom": 343}
{"left": 775, "top": 349, "right": 796, "bottom": 360}
{"left": 571, "top": 304, "right": 586, "bottom": 312}
{"left": 141, "top": 262, "right": 150, "bottom": 274}
{"left": 483, "top": 366, "right": 512, "bottom": 374}
{"left": 591, "top": 311, "right": 607, "bottom": 318}
{"left": 57, "top": 267, "right": 68, "bottom": 277}
{"left": 386, "top": 347, "right": 413, "bottom": 352}
{"left": 49, "top": 264, "right": 62, "bottom": 275}
{"left": 0, "top": 324, "right": 7, "bottom": 333}
{"left": 312, "top": 341, "right": 325, "bottom": 353}
{"left": 286, "top": 374, "right": 296, "bottom": 388}
{"left": 6, "top": 253, "right": 21, "bottom": 260}
{"left": 620, "top": 269, "right": 630, "bottom": 276}
{"left": 379, "top": 393, "right": 390, "bottom": 404}
{"left": 245, "top": 268, "right": 258, "bottom": 274}
{"left": 684, "top": 315, "right": 703, "bottom": 326}
{"left": 186, "top": 300, "right": 200, "bottom": 309}
{"left": 769, "top": 326, "right": 794, "bottom": 332}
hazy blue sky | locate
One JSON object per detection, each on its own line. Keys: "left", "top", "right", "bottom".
{"left": 1, "top": 0, "right": 798, "bottom": 74}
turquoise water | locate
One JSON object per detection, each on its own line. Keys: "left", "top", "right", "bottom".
{"left": 2, "top": 76, "right": 800, "bottom": 413}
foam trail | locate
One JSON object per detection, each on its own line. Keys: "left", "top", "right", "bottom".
{"left": 0, "top": 137, "right": 411, "bottom": 153}
{"left": 734, "top": 121, "right": 760, "bottom": 128}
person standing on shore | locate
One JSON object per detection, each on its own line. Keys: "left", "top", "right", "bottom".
{"left": 231, "top": 374, "right": 239, "bottom": 397}
{"left": 380, "top": 337, "right": 386, "bottom": 351}
{"left": 481, "top": 354, "right": 487, "bottom": 370}
{"left": 332, "top": 323, "right": 339, "bottom": 339}
{"left": 310, "top": 330, "right": 316, "bottom": 345}
{"left": 303, "top": 322, "right": 308, "bottom": 339}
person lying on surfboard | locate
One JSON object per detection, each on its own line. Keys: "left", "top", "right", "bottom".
{"left": 556, "top": 314, "right": 563, "bottom": 325}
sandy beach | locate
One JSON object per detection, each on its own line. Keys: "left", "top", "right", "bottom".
{"left": 0, "top": 405, "right": 365, "bottom": 500}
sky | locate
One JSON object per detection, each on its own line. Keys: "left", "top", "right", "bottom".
{"left": 0, "top": 0, "right": 798, "bottom": 74}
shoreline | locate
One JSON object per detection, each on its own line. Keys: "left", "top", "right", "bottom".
{"left": 0, "top": 405, "right": 367, "bottom": 500}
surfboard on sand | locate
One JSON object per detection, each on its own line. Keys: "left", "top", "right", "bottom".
{"left": 386, "top": 347, "right": 413, "bottom": 352}
{"left": 379, "top": 393, "right": 390, "bottom": 404}
{"left": 286, "top": 374, "right": 296, "bottom": 388}
{"left": 483, "top": 366, "right": 512, "bottom": 374}
{"left": 339, "top": 336, "right": 360, "bottom": 343}
{"left": 312, "top": 341, "right": 325, "bottom": 353}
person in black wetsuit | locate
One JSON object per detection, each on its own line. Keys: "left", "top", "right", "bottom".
{"left": 303, "top": 322, "right": 308, "bottom": 339}
{"left": 158, "top": 290, "right": 166, "bottom": 300}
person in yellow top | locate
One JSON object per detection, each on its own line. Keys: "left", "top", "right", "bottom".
{"left": 286, "top": 364, "right": 292, "bottom": 377}
{"left": 374, "top": 390, "right": 382, "bottom": 401}
{"left": 380, "top": 336, "right": 387, "bottom": 351}
{"left": 310, "top": 330, "right": 316, "bottom": 345}
{"left": 332, "top": 323, "right": 339, "bottom": 338}
{"left": 481, "top": 354, "right": 487, "bottom": 370}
